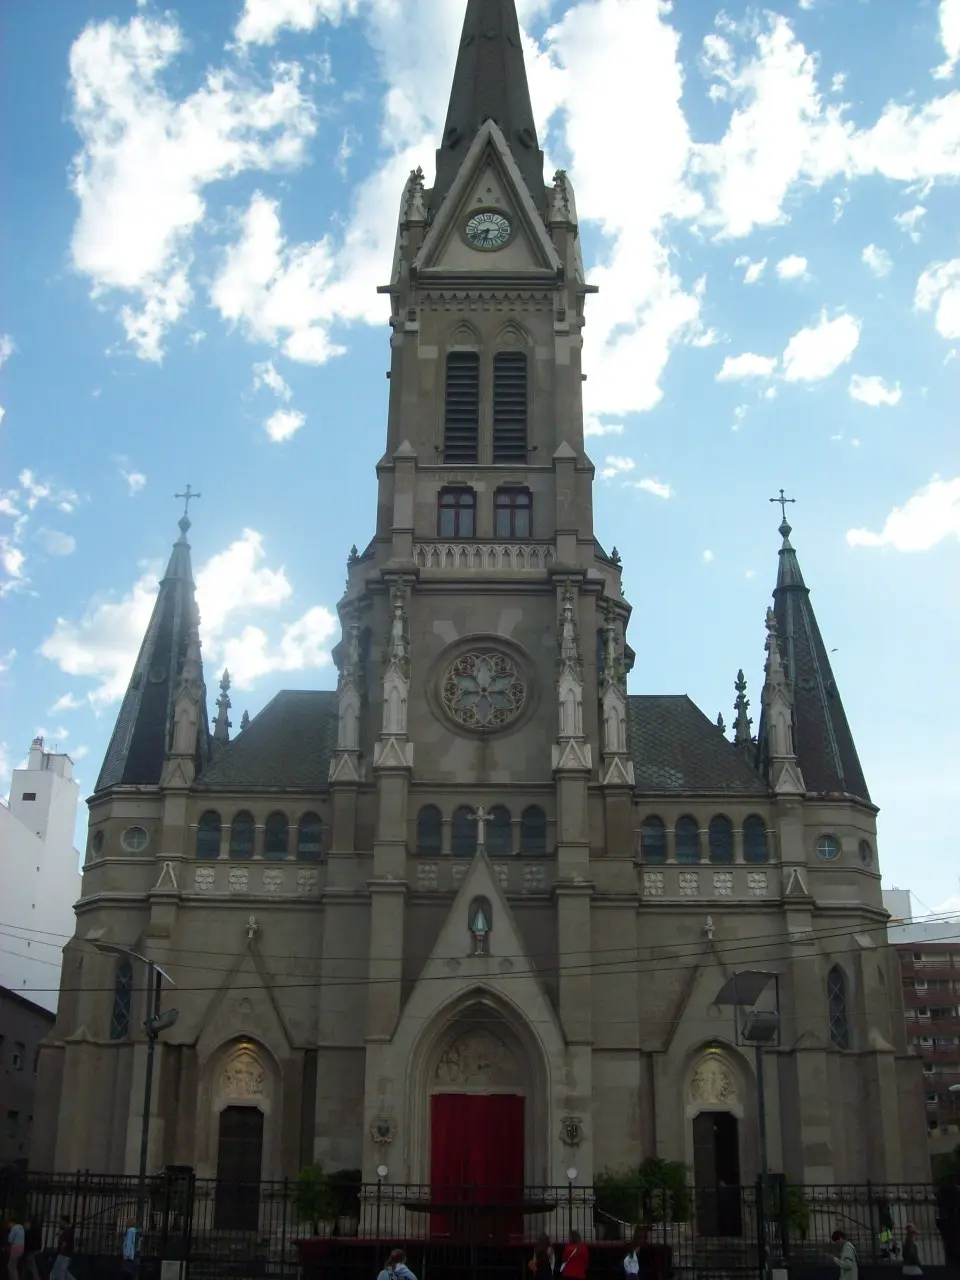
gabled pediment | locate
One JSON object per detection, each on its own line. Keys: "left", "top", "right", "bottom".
{"left": 416, "top": 120, "right": 560, "bottom": 279}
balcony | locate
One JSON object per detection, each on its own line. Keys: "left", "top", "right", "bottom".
{"left": 414, "top": 541, "right": 555, "bottom": 573}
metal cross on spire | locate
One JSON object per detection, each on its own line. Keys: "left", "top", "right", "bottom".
{"left": 769, "top": 489, "right": 796, "bottom": 522}
{"left": 175, "top": 484, "right": 201, "bottom": 519}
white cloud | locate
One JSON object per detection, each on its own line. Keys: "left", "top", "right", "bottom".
{"left": 599, "top": 455, "right": 635, "bottom": 480}
{"left": 734, "top": 255, "right": 767, "bottom": 284}
{"left": 50, "top": 693, "right": 85, "bottom": 713}
{"left": 934, "top": 0, "right": 960, "bottom": 79}
{"left": 121, "top": 469, "right": 146, "bottom": 495}
{"left": 916, "top": 259, "right": 960, "bottom": 339}
{"left": 862, "top": 244, "right": 892, "bottom": 277}
{"left": 41, "top": 527, "right": 335, "bottom": 705}
{"left": 0, "top": 334, "right": 14, "bottom": 369}
{"left": 212, "top": 193, "right": 346, "bottom": 365}
{"left": 776, "top": 254, "right": 808, "bottom": 280}
{"left": 781, "top": 312, "right": 860, "bottom": 381}
{"left": 35, "top": 528, "right": 78, "bottom": 557}
{"left": 702, "top": 549, "right": 715, "bottom": 563}
{"left": 0, "top": 649, "right": 15, "bottom": 674}
{"left": 731, "top": 404, "right": 748, "bottom": 432}
{"left": 631, "top": 477, "right": 674, "bottom": 499}
{"left": 894, "top": 205, "right": 927, "bottom": 241}
{"left": 68, "top": 14, "right": 317, "bottom": 361}
{"left": 717, "top": 352, "right": 778, "bottom": 380}
{"left": 253, "top": 359, "right": 292, "bottom": 400}
{"left": 745, "top": 569, "right": 756, "bottom": 579}
{"left": 235, "top": 0, "right": 355, "bottom": 46}
{"left": 584, "top": 416, "right": 624, "bottom": 438}
{"left": 264, "top": 407, "right": 306, "bottom": 442}
{"left": 847, "top": 476, "right": 960, "bottom": 551}
{"left": 849, "top": 374, "right": 902, "bottom": 407}
{"left": 71, "top": 745, "right": 90, "bottom": 761}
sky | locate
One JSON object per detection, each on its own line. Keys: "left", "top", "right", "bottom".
{"left": 1, "top": 0, "right": 958, "bottom": 915}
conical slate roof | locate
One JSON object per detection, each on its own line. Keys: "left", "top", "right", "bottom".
{"left": 432, "top": 0, "right": 546, "bottom": 213}
{"left": 95, "top": 517, "right": 211, "bottom": 791}
{"left": 757, "top": 520, "right": 870, "bottom": 803}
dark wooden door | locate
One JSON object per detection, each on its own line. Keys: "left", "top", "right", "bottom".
{"left": 429, "top": 1093, "right": 525, "bottom": 1240}
{"left": 215, "top": 1106, "right": 264, "bottom": 1230}
{"left": 693, "top": 1111, "right": 742, "bottom": 1238}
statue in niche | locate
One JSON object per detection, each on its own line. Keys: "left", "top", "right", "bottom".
{"left": 603, "top": 691, "right": 627, "bottom": 755}
{"left": 558, "top": 670, "right": 583, "bottom": 739}
{"left": 336, "top": 616, "right": 362, "bottom": 750}
{"left": 689, "top": 1056, "right": 737, "bottom": 1107}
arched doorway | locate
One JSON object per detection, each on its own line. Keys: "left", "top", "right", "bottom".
{"left": 211, "top": 1043, "right": 270, "bottom": 1230}
{"left": 687, "top": 1052, "right": 744, "bottom": 1238}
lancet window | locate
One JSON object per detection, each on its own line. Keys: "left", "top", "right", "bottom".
{"left": 110, "top": 960, "right": 133, "bottom": 1040}
{"left": 640, "top": 815, "right": 667, "bottom": 863}
{"left": 743, "top": 815, "right": 769, "bottom": 863}
{"left": 487, "top": 805, "right": 512, "bottom": 855}
{"left": 229, "top": 812, "right": 255, "bottom": 859}
{"left": 297, "top": 813, "right": 324, "bottom": 861}
{"left": 196, "top": 810, "right": 222, "bottom": 859}
{"left": 452, "top": 806, "right": 477, "bottom": 857}
{"left": 675, "top": 815, "right": 701, "bottom": 864}
{"left": 708, "top": 815, "right": 734, "bottom": 864}
{"left": 417, "top": 805, "right": 443, "bottom": 855}
{"left": 828, "top": 966, "right": 850, "bottom": 1050}
{"left": 520, "top": 806, "right": 547, "bottom": 855}
{"left": 264, "top": 812, "right": 289, "bottom": 860}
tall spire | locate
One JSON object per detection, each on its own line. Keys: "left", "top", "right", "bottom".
{"left": 213, "top": 669, "right": 232, "bottom": 746}
{"left": 95, "top": 504, "right": 211, "bottom": 791}
{"left": 756, "top": 513, "right": 870, "bottom": 802}
{"left": 433, "top": 0, "right": 546, "bottom": 214}
{"left": 733, "top": 669, "right": 753, "bottom": 748}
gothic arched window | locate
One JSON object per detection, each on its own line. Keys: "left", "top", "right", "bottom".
{"left": 675, "top": 816, "right": 701, "bottom": 864}
{"left": 444, "top": 351, "right": 480, "bottom": 463}
{"left": 828, "top": 966, "right": 850, "bottom": 1050}
{"left": 417, "top": 805, "right": 443, "bottom": 855}
{"left": 264, "top": 812, "right": 289, "bottom": 860}
{"left": 438, "top": 488, "right": 476, "bottom": 539}
{"left": 640, "top": 816, "right": 667, "bottom": 864}
{"left": 494, "top": 488, "right": 532, "bottom": 539}
{"left": 492, "top": 351, "right": 527, "bottom": 463}
{"left": 110, "top": 960, "right": 133, "bottom": 1040}
{"left": 708, "top": 815, "right": 734, "bottom": 864}
{"left": 297, "top": 813, "right": 324, "bottom": 861}
{"left": 452, "top": 806, "right": 477, "bottom": 857}
{"left": 229, "top": 812, "right": 255, "bottom": 859}
{"left": 520, "top": 806, "right": 547, "bottom": 855}
{"left": 743, "top": 815, "right": 769, "bottom": 863}
{"left": 487, "top": 805, "right": 512, "bottom": 855}
{"left": 196, "top": 810, "right": 221, "bottom": 859}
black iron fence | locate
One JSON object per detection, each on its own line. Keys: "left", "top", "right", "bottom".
{"left": 1, "top": 1171, "right": 956, "bottom": 1280}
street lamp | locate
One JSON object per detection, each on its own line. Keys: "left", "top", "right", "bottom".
{"left": 94, "top": 943, "right": 178, "bottom": 1224}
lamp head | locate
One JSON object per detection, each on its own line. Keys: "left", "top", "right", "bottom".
{"left": 741, "top": 1008, "right": 781, "bottom": 1045}
{"left": 148, "top": 1008, "right": 179, "bottom": 1035}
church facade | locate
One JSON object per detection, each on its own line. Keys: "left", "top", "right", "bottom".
{"left": 36, "top": 0, "right": 926, "bottom": 1192}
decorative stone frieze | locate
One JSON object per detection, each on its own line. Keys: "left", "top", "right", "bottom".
{"left": 415, "top": 542, "right": 555, "bottom": 572}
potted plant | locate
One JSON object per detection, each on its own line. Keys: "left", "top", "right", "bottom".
{"left": 292, "top": 1164, "right": 337, "bottom": 1237}
{"left": 594, "top": 1160, "right": 691, "bottom": 1240}
{"left": 329, "top": 1169, "right": 362, "bottom": 1237}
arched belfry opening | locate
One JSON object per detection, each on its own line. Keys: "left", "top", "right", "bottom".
{"left": 406, "top": 988, "right": 549, "bottom": 1214}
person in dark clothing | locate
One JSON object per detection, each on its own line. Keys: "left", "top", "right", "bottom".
{"left": 22, "top": 1221, "right": 42, "bottom": 1280}
{"left": 902, "top": 1222, "right": 922, "bottom": 1276}
{"left": 528, "top": 1234, "right": 555, "bottom": 1280}
{"left": 51, "top": 1216, "right": 76, "bottom": 1280}
{"left": 936, "top": 1181, "right": 960, "bottom": 1268}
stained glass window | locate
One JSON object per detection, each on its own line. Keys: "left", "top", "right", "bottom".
{"left": 640, "top": 816, "right": 667, "bottom": 864}
{"left": 743, "top": 816, "right": 769, "bottom": 864}
{"left": 110, "top": 961, "right": 133, "bottom": 1041}
{"left": 675, "top": 816, "right": 701, "bottom": 864}
{"left": 828, "top": 966, "right": 850, "bottom": 1050}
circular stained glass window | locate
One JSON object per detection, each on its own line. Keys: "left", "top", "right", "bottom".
{"left": 816, "top": 834, "right": 841, "bottom": 861}
{"left": 121, "top": 825, "right": 149, "bottom": 853}
{"left": 441, "top": 650, "right": 526, "bottom": 731}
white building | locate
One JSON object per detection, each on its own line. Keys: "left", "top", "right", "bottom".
{"left": 0, "top": 738, "right": 82, "bottom": 1012}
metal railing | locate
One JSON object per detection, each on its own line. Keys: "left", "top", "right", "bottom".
{"left": 0, "top": 1171, "right": 954, "bottom": 1280}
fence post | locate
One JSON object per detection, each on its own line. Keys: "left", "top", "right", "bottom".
{"left": 755, "top": 1175, "right": 767, "bottom": 1280}
{"left": 281, "top": 1177, "right": 289, "bottom": 1280}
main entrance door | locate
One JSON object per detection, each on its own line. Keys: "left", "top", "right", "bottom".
{"left": 692, "top": 1110, "right": 743, "bottom": 1237}
{"left": 215, "top": 1105, "right": 264, "bottom": 1230}
{"left": 430, "top": 1093, "right": 525, "bottom": 1240}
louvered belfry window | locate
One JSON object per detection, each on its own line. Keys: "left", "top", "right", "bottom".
{"left": 492, "top": 351, "right": 528, "bottom": 463}
{"left": 444, "top": 351, "right": 480, "bottom": 462}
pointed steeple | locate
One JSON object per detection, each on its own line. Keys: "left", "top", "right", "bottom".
{"left": 757, "top": 514, "right": 870, "bottom": 802}
{"left": 733, "top": 670, "right": 753, "bottom": 748}
{"left": 96, "top": 509, "right": 211, "bottom": 791}
{"left": 433, "top": 0, "right": 546, "bottom": 214}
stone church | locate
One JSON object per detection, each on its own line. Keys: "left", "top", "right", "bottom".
{"left": 36, "top": 0, "right": 926, "bottom": 1197}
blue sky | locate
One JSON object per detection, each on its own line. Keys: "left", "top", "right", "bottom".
{"left": 1, "top": 0, "right": 958, "bottom": 913}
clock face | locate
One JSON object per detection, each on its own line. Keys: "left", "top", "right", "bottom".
{"left": 465, "top": 210, "right": 512, "bottom": 250}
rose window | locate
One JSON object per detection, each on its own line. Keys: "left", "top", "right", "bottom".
{"left": 442, "top": 651, "right": 526, "bottom": 729}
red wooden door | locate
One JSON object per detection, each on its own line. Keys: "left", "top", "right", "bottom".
{"left": 430, "top": 1093, "right": 524, "bottom": 1238}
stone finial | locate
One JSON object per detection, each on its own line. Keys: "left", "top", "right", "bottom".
{"left": 386, "top": 584, "right": 410, "bottom": 675}
{"left": 549, "top": 169, "right": 572, "bottom": 223}
{"left": 764, "top": 607, "right": 787, "bottom": 686}
{"left": 716, "top": 713, "right": 726, "bottom": 733}
{"left": 240, "top": 710, "right": 250, "bottom": 732}
{"left": 404, "top": 166, "right": 427, "bottom": 223}
{"left": 733, "top": 668, "right": 753, "bottom": 745}
{"left": 213, "top": 668, "right": 232, "bottom": 744}
{"left": 559, "top": 583, "right": 581, "bottom": 672}
{"left": 610, "top": 546, "right": 622, "bottom": 566}
{"left": 348, "top": 544, "right": 359, "bottom": 564}
{"left": 601, "top": 603, "right": 625, "bottom": 697}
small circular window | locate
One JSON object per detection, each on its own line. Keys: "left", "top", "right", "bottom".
{"left": 858, "top": 839, "right": 873, "bottom": 866}
{"left": 92, "top": 830, "right": 105, "bottom": 855}
{"left": 121, "top": 825, "right": 149, "bottom": 853}
{"left": 816, "top": 834, "right": 841, "bottom": 861}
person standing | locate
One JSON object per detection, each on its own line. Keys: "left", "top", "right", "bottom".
{"left": 901, "top": 1223, "right": 922, "bottom": 1277}
{"left": 560, "top": 1229, "right": 589, "bottom": 1280}
{"left": 528, "top": 1234, "right": 555, "bottom": 1280}
{"left": 623, "top": 1227, "right": 646, "bottom": 1279}
{"left": 51, "top": 1215, "right": 76, "bottom": 1280}
{"left": 6, "top": 1219, "right": 25, "bottom": 1280}
{"left": 376, "top": 1249, "right": 417, "bottom": 1280}
{"left": 21, "top": 1221, "right": 41, "bottom": 1280}
{"left": 120, "top": 1218, "right": 139, "bottom": 1280}
{"left": 831, "top": 1229, "right": 859, "bottom": 1280}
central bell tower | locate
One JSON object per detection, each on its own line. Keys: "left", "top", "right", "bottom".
{"left": 328, "top": 0, "right": 634, "bottom": 1183}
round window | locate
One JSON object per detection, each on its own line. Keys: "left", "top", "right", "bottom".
{"left": 121, "top": 825, "right": 149, "bottom": 853}
{"left": 858, "top": 839, "right": 873, "bottom": 866}
{"left": 816, "top": 835, "right": 841, "bottom": 861}
{"left": 92, "top": 830, "right": 105, "bottom": 855}
{"left": 441, "top": 649, "right": 527, "bottom": 731}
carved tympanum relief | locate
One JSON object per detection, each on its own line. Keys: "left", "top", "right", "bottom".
{"left": 219, "top": 1048, "right": 266, "bottom": 1100}
{"left": 689, "top": 1056, "right": 738, "bottom": 1107}
{"left": 435, "top": 1031, "right": 518, "bottom": 1086}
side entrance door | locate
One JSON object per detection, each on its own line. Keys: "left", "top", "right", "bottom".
{"left": 214, "top": 1105, "right": 264, "bottom": 1231}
